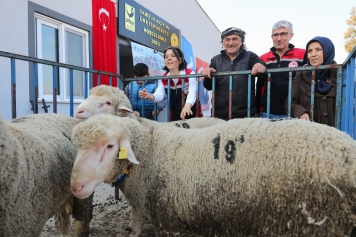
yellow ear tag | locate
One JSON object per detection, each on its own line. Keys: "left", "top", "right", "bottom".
{"left": 118, "top": 147, "right": 128, "bottom": 159}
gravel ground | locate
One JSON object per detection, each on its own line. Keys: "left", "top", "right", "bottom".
{"left": 39, "top": 183, "right": 155, "bottom": 237}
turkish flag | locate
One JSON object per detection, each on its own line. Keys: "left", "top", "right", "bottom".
{"left": 92, "top": 0, "right": 117, "bottom": 86}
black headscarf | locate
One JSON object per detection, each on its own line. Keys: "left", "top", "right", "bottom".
{"left": 306, "top": 36, "right": 335, "bottom": 95}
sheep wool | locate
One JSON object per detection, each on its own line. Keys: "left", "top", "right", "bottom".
{"left": 0, "top": 113, "right": 92, "bottom": 237}
{"left": 71, "top": 114, "right": 356, "bottom": 237}
{"left": 138, "top": 116, "right": 225, "bottom": 129}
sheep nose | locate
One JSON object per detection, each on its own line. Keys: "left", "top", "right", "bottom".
{"left": 71, "top": 184, "right": 85, "bottom": 196}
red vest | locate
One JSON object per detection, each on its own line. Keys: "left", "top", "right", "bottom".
{"left": 162, "top": 68, "right": 203, "bottom": 121}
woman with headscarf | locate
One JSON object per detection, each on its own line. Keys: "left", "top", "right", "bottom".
{"left": 286, "top": 36, "right": 337, "bottom": 126}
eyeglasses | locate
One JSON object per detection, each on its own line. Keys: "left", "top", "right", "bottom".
{"left": 271, "top": 32, "right": 290, "bottom": 38}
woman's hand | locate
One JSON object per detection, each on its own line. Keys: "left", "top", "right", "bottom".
{"left": 300, "top": 113, "right": 310, "bottom": 121}
{"left": 180, "top": 103, "right": 193, "bottom": 119}
{"left": 139, "top": 88, "right": 154, "bottom": 101}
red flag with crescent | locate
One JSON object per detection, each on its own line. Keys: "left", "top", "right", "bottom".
{"left": 92, "top": 0, "right": 117, "bottom": 86}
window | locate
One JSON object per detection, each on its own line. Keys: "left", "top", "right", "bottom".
{"left": 36, "top": 14, "right": 89, "bottom": 101}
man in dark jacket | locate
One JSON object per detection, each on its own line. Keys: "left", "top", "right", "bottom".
{"left": 256, "top": 20, "right": 305, "bottom": 119}
{"left": 202, "top": 27, "right": 266, "bottom": 120}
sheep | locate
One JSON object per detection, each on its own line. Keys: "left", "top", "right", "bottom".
{"left": 74, "top": 84, "right": 224, "bottom": 129}
{"left": 75, "top": 84, "right": 137, "bottom": 120}
{"left": 70, "top": 114, "right": 356, "bottom": 237}
{"left": 0, "top": 113, "right": 93, "bottom": 237}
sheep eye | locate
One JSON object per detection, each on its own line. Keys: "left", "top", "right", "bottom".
{"left": 106, "top": 101, "right": 112, "bottom": 105}
{"left": 107, "top": 144, "right": 113, "bottom": 149}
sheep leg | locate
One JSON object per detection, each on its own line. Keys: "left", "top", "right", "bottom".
{"left": 71, "top": 194, "right": 93, "bottom": 237}
{"left": 129, "top": 207, "right": 141, "bottom": 237}
{"left": 54, "top": 204, "right": 71, "bottom": 237}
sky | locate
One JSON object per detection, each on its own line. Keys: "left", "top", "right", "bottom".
{"left": 195, "top": 0, "right": 355, "bottom": 64}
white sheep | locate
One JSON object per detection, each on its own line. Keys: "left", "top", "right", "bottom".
{"left": 0, "top": 113, "right": 92, "bottom": 237}
{"left": 75, "top": 84, "right": 136, "bottom": 120}
{"left": 70, "top": 114, "right": 356, "bottom": 237}
{"left": 75, "top": 84, "right": 224, "bottom": 129}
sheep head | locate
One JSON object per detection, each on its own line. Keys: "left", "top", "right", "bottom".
{"left": 70, "top": 114, "right": 138, "bottom": 199}
{"left": 75, "top": 85, "right": 135, "bottom": 121}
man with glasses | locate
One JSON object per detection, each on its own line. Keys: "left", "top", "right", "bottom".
{"left": 202, "top": 27, "right": 266, "bottom": 120}
{"left": 256, "top": 20, "right": 305, "bottom": 119}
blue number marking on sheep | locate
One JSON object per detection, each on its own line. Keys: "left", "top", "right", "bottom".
{"left": 225, "top": 140, "right": 236, "bottom": 164}
{"left": 240, "top": 135, "right": 244, "bottom": 143}
{"left": 212, "top": 134, "right": 220, "bottom": 160}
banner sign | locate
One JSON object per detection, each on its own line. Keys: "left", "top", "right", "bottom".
{"left": 196, "top": 57, "right": 210, "bottom": 106}
{"left": 181, "top": 36, "right": 196, "bottom": 71}
{"left": 92, "top": 0, "right": 117, "bottom": 86}
{"left": 131, "top": 42, "right": 165, "bottom": 76}
{"left": 118, "top": 0, "right": 180, "bottom": 52}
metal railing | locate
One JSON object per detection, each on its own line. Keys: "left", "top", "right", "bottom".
{"left": 124, "top": 64, "right": 343, "bottom": 129}
{"left": 1, "top": 48, "right": 355, "bottom": 139}
{"left": 0, "top": 50, "right": 123, "bottom": 118}
{"left": 341, "top": 47, "right": 356, "bottom": 139}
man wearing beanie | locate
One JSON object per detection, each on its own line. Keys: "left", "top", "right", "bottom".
{"left": 202, "top": 27, "right": 266, "bottom": 120}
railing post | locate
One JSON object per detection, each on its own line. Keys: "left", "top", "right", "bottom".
{"left": 212, "top": 76, "right": 215, "bottom": 118}
{"left": 266, "top": 73, "right": 271, "bottom": 118}
{"left": 84, "top": 71, "right": 89, "bottom": 99}
{"left": 52, "top": 66, "right": 58, "bottom": 113}
{"left": 228, "top": 75, "right": 232, "bottom": 120}
{"left": 141, "top": 80, "right": 145, "bottom": 118}
{"left": 70, "top": 69, "right": 74, "bottom": 117}
{"left": 310, "top": 70, "right": 315, "bottom": 122}
{"left": 167, "top": 79, "right": 171, "bottom": 122}
{"left": 195, "top": 77, "right": 200, "bottom": 117}
{"left": 335, "top": 67, "right": 343, "bottom": 130}
{"left": 287, "top": 72, "right": 292, "bottom": 117}
{"left": 247, "top": 74, "right": 251, "bottom": 118}
{"left": 11, "top": 58, "right": 16, "bottom": 119}
{"left": 153, "top": 80, "right": 158, "bottom": 121}
{"left": 33, "top": 63, "right": 39, "bottom": 114}
{"left": 181, "top": 78, "right": 185, "bottom": 113}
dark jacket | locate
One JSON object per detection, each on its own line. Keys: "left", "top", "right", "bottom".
{"left": 203, "top": 49, "right": 265, "bottom": 119}
{"left": 257, "top": 44, "right": 306, "bottom": 115}
{"left": 162, "top": 69, "right": 203, "bottom": 121}
{"left": 285, "top": 67, "right": 337, "bottom": 127}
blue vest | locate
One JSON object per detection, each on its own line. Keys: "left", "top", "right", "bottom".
{"left": 127, "top": 82, "right": 155, "bottom": 119}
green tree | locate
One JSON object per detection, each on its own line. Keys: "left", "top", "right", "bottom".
{"left": 344, "top": 7, "right": 356, "bottom": 53}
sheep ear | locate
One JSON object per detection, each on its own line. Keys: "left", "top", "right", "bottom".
{"left": 117, "top": 105, "right": 133, "bottom": 113}
{"left": 119, "top": 139, "right": 139, "bottom": 164}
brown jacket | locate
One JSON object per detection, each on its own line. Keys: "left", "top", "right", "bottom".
{"left": 285, "top": 68, "right": 337, "bottom": 127}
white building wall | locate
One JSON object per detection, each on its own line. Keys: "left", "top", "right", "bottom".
{"left": 135, "top": 0, "right": 221, "bottom": 63}
{"left": 0, "top": 0, "right": 30, "bottom": 119}
{"left": 30, "top": 0, "right": 92, "bottom": 24}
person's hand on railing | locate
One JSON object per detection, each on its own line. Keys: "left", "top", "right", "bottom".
{"left": 300, "top": 113, "right": 310, "bottom": 121}
{"left": 201, "top": 68, "right": 216, "bottom": 79}
{"left": 139, "top": 88, "right": 154, "bottom": 101}
{"left": 251, "top": 63, "right": 266, "bottom": 75}
{"left": 180, "top": 103, "right": 193, "bottom": 119}
{"left": 152, "top": 109, "right": 161, "bottom": 117}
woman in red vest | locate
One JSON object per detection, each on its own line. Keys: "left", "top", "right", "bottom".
{"left": 139, "top": 47, "right": 202, "bottom": 121}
